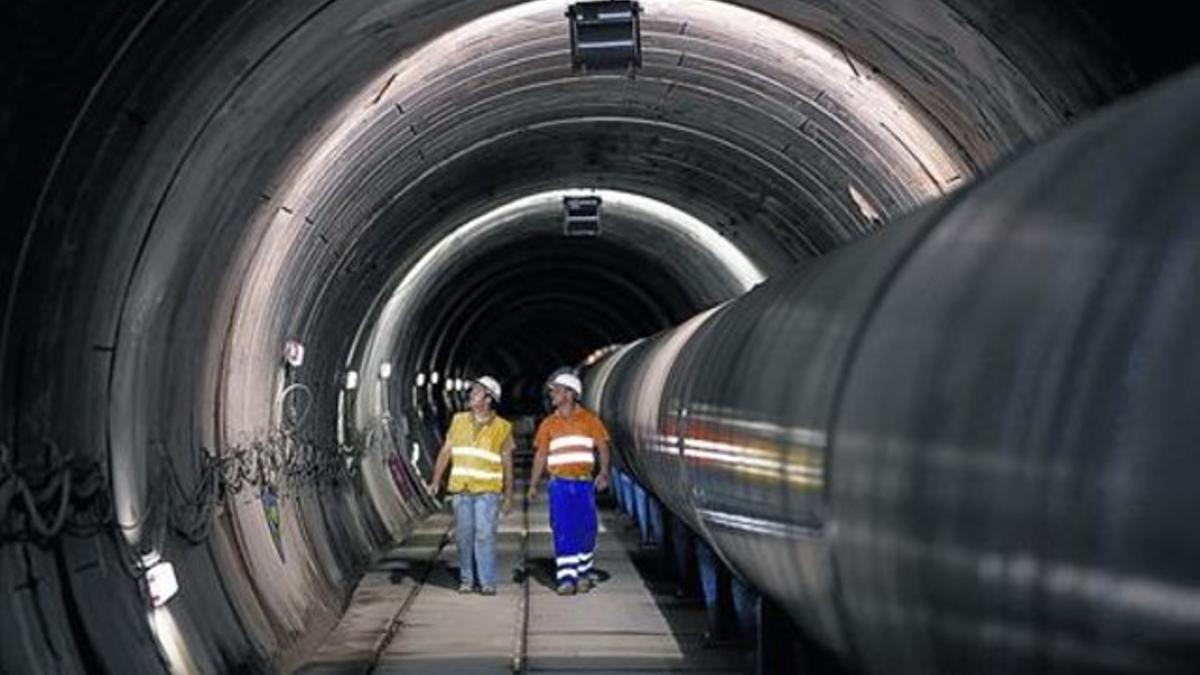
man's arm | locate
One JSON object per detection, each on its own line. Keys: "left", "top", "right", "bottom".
{"left": 594, "top": 439, "right": 611, "bottom": 491}
{"left": 528, "top": 446, "right": 548, "bottom": 499}
{"left": 501, "top": 434, "right": 515, "bottom": 513}
{"left": 429, "top": 438, "right": 452, "bottom": 494}
{"left": 528, "top": 421, "right": 548, "bottom": 498}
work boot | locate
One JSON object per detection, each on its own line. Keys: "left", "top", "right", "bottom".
{"left": 458, "top": 583, "right": 474, "bottom": 594}
{"left": 479, "top": 586, "right": 496, "bottom": 596}
{"left": 578, "top": 575, "right": 596, "bottom": 593}
{"left": 555, "top": 582, "right": 576, "bottom": 596}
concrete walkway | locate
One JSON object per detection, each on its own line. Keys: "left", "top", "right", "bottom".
{"left": 297, "top": 495, "right": 749, "bottom": 674}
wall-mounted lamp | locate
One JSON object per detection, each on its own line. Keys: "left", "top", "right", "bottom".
{"left": 567, "top": 2, "right": 642, "bottom": 72}
{"left": 344, "top": 370, "right": 359, "bottom": 390}
{"left": 379, "top": 362, "right": 393, "bottom": 380}
{"left": 145, "top": 560, "right": 180, "bottom": 608}
{"left": 283, "top": 339, "right": 305, "bottom": 368}
{"left": 563, "top": 195, "right": 602, "bottom": 236}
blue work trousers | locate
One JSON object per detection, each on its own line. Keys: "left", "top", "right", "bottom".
{"left": 548, "top": 478, "right": 597, "bottom": 586}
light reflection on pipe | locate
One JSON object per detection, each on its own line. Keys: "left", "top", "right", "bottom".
{"left": 648, "top": 428, "right": 825, "bottom": 487}
{"left": 697, "top": 508, "right": 823, "bottom": 538}
{"left": 148, "top": 606, "right": 202, "bottom": 675}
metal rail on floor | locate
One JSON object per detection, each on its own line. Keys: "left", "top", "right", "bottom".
{"left": 511, "top": 490, "right": 531, "bottom": 673}
{"left": 511, "top": 434, "right": 535, "bottom": 673}
{"left": 365, "top": 523, "right": 453, "bottom": 674}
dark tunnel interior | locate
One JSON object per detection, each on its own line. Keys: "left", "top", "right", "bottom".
{"left": 407, "top": 232, "right": 699, "bottom": 413}
{"left": 1, "top": 0, "right": 1197, "bottom": 672}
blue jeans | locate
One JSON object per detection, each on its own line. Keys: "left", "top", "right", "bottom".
{"left": 452, "top": 492, "right": 500, "bottom": 588}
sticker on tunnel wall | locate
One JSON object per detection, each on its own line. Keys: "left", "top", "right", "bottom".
{"left": 262, "top": 485, "right": 285, "bottom": 562}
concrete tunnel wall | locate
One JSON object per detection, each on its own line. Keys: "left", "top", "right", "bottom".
{"left": 0, "top": 0, "right": 1191, "bottom": 672}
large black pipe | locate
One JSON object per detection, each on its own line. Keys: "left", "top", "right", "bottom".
{"left": 588, "top": 68, "right": 1200, "bottom": 674}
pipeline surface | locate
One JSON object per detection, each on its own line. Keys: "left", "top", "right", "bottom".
{"left": 587, "top": 68, "right": 1200, "bottom": 674}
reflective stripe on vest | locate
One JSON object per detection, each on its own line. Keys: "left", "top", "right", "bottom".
{"left": 449, "top": 446, "right": 503, "bottom": 484}
{"left": 449, "top": 466, "right": 504, "bottom": 482}
{"left": 548, "top": 434, "right": 595, "bottom": 477}
{"left": 446, "top": 413, "right": 510, "bottom": 493}
{"left": 451, "top": 446, "right": 502, "bottom": 464}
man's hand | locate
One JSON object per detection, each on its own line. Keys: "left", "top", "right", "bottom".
{"left": 594, "top": 472, "right": 609, "bottom": 492}
{"left": 526, "top": 485, "right": 538, "bottom": 500}
{"left": 502, "top": 495, "right": 514, "bottom": 515}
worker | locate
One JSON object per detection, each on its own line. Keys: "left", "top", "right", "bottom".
{"left": 429, "top": 375, "right": 514, "bottom": 595}
{"left": 527, "top": 370, "right": 611, "bottom": 595}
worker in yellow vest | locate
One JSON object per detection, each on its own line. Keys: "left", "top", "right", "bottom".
{"left": 429, "top": 376, "right": 514, "bottom": 595}
{"left": 528, "top": 371, "right": 611, "bottom": 595}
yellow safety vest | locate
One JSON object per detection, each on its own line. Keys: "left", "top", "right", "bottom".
{"left": 445, "top": 412, "right": 512, "bottom": 494}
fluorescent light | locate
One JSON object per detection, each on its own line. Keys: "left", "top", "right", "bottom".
{"left": 284, "top": 340, "right": 305, "bottom": 368}
{"left": 146, "top": 561, "right": 179, "bottom": 608}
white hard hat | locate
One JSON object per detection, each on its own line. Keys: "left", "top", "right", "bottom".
{"left": 472, "top": 376, "right": 502, "bottom": 403}
{"left": 549, "top": 372, "right": 583, "bottom": 397}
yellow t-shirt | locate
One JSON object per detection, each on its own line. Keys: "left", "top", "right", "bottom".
{"left": 445, "top": 412, "right": 512, "bottom": 494}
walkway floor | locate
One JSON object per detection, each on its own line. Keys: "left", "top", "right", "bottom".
{"left": 296, "top": 494, "right": 750, "bottom": 674}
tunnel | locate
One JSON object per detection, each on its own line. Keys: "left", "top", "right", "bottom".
{"left": 1, "top": 1, "right": 1196, "bottom": 673}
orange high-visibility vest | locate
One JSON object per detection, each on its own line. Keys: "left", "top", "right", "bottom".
{"left": 535, "top": 407, "right": 609, "bottom": 479}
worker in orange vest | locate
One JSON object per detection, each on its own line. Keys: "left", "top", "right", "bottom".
{"left": 528, "top": 371, "right": 611, "bottom": 595}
